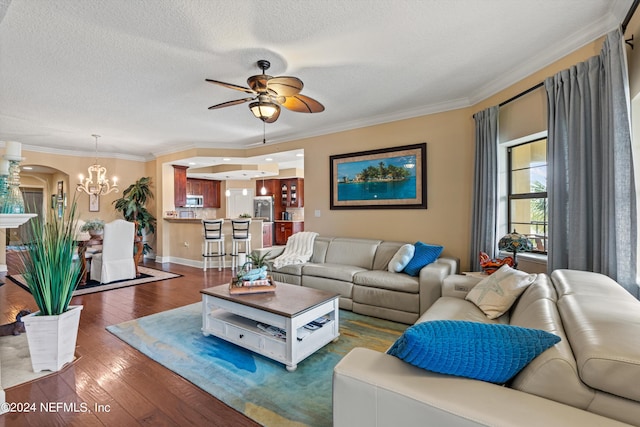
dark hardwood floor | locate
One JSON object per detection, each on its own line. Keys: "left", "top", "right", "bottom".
{"left": 0, "top": 252, "right": 261, "bottom": 427}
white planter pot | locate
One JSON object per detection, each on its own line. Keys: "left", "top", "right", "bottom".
{"left": 22, "top": 305, "right": 83, "bottom": 372}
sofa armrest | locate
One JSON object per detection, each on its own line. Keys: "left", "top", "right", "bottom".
{"left": 252, "top": 246, "right": 285, "bottom": 261}
{"left": 442, "top": 274, "right": 482, "bottom": 299}
{"left": 418, "top": 257, "right": 458, "bottom": 314}
{"left": 333, "top": 348, "right": 630, "bottom": 427}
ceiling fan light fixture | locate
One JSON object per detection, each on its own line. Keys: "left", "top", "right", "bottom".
{"left": 249, "top": 101, "right": 280, "bottom": 122}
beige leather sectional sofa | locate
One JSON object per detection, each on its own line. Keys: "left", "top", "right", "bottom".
{"left": 333, "top": 269, "right": 640, "bottom": 426}
{"left": 263, "top": 236, "right": 458, "bottom": 324}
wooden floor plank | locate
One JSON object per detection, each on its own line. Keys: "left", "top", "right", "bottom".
{"left": 1, "top": 253, "right": 260, "bottom": 426}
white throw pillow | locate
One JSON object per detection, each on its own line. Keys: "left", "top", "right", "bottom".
{"left": 465, "top": 265, "right": 536, "bottom": 319}
{"left": 388, "top": 244, "right": 415, "bottom": 273}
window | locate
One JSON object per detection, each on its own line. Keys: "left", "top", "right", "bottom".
{"left": 507, "top": 138, "right": 547, "bottom": 253}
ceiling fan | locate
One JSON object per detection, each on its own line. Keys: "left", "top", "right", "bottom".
{"left": 206, "top": 59, "right": 324, "bottom": 123}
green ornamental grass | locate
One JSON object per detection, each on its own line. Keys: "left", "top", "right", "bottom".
{"left": 19, "top": 201, "right": 82, "bottom": 316}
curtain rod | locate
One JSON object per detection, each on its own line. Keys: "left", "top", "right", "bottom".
{"left": 499, "top": 1, "right": 639, "bottom": 109}
{"left": 622, "top": 0, "right": 640, "bottom": 32}
{"left": 498, "top": 82, "right": 544, "bottom": 107}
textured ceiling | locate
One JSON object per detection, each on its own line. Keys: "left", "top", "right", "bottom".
{"left": 0, "top": 0, "right": 633, "bottom": 161}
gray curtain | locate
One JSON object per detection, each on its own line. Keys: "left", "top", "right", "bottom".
{"left": 470, "top": 106, "right": 499, "bottom": 271}
{"left": 545, "top": 28, "right": 638, "bottom": 297}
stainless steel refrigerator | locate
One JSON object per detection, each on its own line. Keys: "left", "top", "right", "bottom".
{"left": 253, "top": 196, "right": 274, "bottom": 221}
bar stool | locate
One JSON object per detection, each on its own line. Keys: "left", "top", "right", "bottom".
{"left": 231, "top": 219, "right": 251, "bottom": 270}
{"left": 202, "top": 219, "right": 225, "bottom": 271}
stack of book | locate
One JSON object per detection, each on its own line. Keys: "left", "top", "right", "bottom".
{"left": 229, "top": 277, "right": 276, "bottom": 294}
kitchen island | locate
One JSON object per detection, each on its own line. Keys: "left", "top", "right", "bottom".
{"left": 162, "top": 218, "right": 273, "bottom": 268}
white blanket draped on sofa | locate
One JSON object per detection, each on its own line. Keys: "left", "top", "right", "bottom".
{"left": 272, "top": 231, "right": 318, "bottom": 269}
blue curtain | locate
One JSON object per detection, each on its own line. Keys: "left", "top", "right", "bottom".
{"left": 545, "top": 28, "right": 638, "bottom": 297}
{"left": 470, "top": 106, "right": 499, "bottom": 271}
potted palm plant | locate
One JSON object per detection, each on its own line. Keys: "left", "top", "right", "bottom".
{"left": 18, "top": 200, "right": 83, "bottom": 372}
{"left": 112, "top": 176, "right": 156, "bottom": 255}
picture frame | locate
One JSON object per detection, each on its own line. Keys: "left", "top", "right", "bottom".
{"left": 330, "top": 143, "right": 427, "bottom": 210}
{"left": 57, "top": 180, "right": 64, "bottom": 200}
{"left": 89, "top": 190, "right": 100, "bottom": 212}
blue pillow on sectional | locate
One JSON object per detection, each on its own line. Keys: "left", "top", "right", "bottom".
{"left": 387, "top": 320, "right": 560, "bottom": 384}
{"left": 402, "top": 241, "right": 443, "bottom": 276}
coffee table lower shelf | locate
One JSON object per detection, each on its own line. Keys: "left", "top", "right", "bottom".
{"left": 201, "top": 291, "right": 340, "bottom": 371}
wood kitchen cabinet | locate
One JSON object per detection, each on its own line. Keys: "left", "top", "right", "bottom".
{"left": 188, "top": 178, "right": 220, "bottom": 208}
{"left": 262, "top": 222, "right": 273, "bottom": 247}
{"left": 202, "top": 179, "right": 221, "bottom": 208}
{"left": 255, "top": 178, "right": 280, "bottom": 197}
{"left": 275, "top": 221, "right": 304, "bottom": 245}
{"left": 280, "top": 178, "right": 304, "bottom": 208}
{"left": 174, "top": 167, "right": 220, "bottom": 208}
{"left": 186, "top": 179, "right": 202, "bottom": 196}
{"left": 173, "top": 165, "right": 188, "bottom": 207}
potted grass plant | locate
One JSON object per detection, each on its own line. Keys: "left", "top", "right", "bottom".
{"left": 18, "top": 200, "right": 83, "bottom": 372}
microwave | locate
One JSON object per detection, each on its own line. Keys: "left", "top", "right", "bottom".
{"left": 186, "top": 195, "right": 204, "bottom": 207}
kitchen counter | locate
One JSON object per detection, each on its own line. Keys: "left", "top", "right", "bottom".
{"left": 162, "top": 218, "right": 270, "bottom": 266}
{"left": 164, "top": 217, "right": 201, "bottom": 223}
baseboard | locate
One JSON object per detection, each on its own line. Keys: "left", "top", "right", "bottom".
{"left": 154, "top": 256, "right": 230, "bottom": 269}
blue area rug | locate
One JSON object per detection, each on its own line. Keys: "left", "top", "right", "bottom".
{"left": 107, "top": 302, "right": 406, "bottom": 427}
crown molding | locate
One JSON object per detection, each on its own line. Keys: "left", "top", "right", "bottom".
{"left": 469, "top": 11, "right": 622, "bottom": 105}
{"left": 20, "top": 143, "right": 148, "bottom": 163}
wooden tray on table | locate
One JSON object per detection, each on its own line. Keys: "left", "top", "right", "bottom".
{"left": 229, "top": 276, "right": 277, "bottom": 294}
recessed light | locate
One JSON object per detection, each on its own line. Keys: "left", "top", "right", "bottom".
{"left": 265, "top": 158, "right": 273, "bottom": 161}
{"left": 223, "top": 158, "right": 231, "bottom": 161}
{"left": 22, "top": 166, "right": 33, "bottom": 170}
{"left": 296, "top": 153, "right": 304, "bottom": 157}
{"left": 188, "top": 162, "right": 196, "bottom": 165}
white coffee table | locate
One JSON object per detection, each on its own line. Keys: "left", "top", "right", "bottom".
{"left": 201, "top": 282, "right": 340, "bottom": 371}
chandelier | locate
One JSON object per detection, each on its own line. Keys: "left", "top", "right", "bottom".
{"left": 77, "top": 134, "right": 118, "bottom": 196}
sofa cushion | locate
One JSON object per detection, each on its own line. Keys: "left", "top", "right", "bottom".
{"left": 465, "top": 265, "right": 536, "bottom": 319}
{"left": 309, "top": 236, "right": 333, "bottom": 263}
{"left": 387, "top": 244, "right": 415, "bottom": 273}
{"left": 403, "top": 242, "right": 443, "bottom": 276}
{"left": 387, "top": 320, "right": 560, "bottom": 384}
{"left": 302, "top": 263, "right": 367, "bottom": 282}
{"left": 353, "top": 270, "right": 419, "bottom": 293}
{"left": 269, "top": 262, "right": 305, "bottom": 276}
{"left": 323, "top": 238, "right": 381, "bottom": 269}
{"left": 416, "top": 297, "right": 507, "bottom": 325}
{"left": 372, "top": 241, "right": 405, "bottom": 271}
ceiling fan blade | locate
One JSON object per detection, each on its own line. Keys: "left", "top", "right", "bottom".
{"left": 280, "top": 94, "right": 325, "bottom": 113}
{"left": 208, "top": 97, "right": 254, "bottom": 110}
{"left": 247, "top": 74, "right": 271, "bottom": 92}
{"left": 205, "top": 79, "right": 255, "bottom": 94}
{"left": 267, "top": 76, "right": 303, "bottom": 96}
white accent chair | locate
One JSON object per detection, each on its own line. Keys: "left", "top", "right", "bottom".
{"left": 231, "top": 219, "right": 251, "bottom": 270}
{"left": 90, "top": 219, "right": 136, "bottom": 284}
{"left": 202, "top": 219, "right": 225, "bottom": 271}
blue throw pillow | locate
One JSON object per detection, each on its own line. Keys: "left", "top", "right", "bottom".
{"left": 402, "top": 242, "right": 443, "bottom": 276}
{"left": 387, "top": 320, "right": 560, "bottom": 384}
